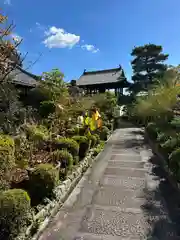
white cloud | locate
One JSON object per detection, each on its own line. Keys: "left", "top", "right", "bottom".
{"left": 43, "top": 26, "right": 80, "bottom": 49}
{"left": 11, "top": 34, "right": 23, "bottom": 43}
{"left": 81, "top": 44, "right": 99, "bottom": 53}
{"left": 4, "top": 0, "right": 11, "bottom": 5}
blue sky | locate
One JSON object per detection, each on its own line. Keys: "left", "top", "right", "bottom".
{"left": 1, "top": 0, "right": 180, "bottom": 81}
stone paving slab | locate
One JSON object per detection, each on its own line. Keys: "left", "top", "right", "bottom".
{"left": 110, "top": 154, "right": 141, "bottom": 161}
{"left": 80, "top": 206, "right": 170, "bottom": 239}
{"left": 100, "top": 175, "right": 145, "bottom": 189}
{"left": 104, "top": 167, "right": 146, "bottom": 178}
{"left": 108, "top": 160, "right": 144, "bottom": 169}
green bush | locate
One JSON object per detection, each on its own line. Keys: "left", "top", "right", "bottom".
{"left": 28, "top": 163, "right": 59, "bottom": 205}
{"left": 54, "top": 138, "right": 79, "bottom": 157}
{"left": 87, "top": 134, "right": 97, "bottom": 148}
{"left": 161, "top": 136, "right": 180, "bottom": 158}
{"left": 14, "top": 135, "right": 30, "bottom": 169}
{"left": 94, "top": 134, "right": 100, "bottom": 144}
{"left": 39, "top": 100, "right": 56, "bottom": 118}
{"left": 25, "top": 124, "right": 49, "bottom": 142}
{"left": 72, "top": 136, "right": 89, "bottom": 159}
{"left": 100, "top": 126, "right": 109, "bottom": 141}
{"left": 170, "top": 116, "right": 180, "bottom": 130}
{"left": 157, "top": 132, "right": 170, "bottom": 144}
{"left": 0, "top": 134, "right": 15, "bottom": 190}
{"left": 146, "top": 122, "right": 160, "bottom": 140}
{"left": 66, "top": 127, "right": 79, "bottom": 137}
{"left": 50, "top": 150, "right": 73, "bottom": 169}
{"left": 0, "top": 189, "right": 31, "bottom": 240}
{"left": 169, "top": 148, "right": 180, "bottom": 179}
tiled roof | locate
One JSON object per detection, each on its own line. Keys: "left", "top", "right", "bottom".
{"left": 10, "top": 67, "right": 38, "bottom": 87}
{"left": 77, "top": 67, "right": 126, "bottom": 86}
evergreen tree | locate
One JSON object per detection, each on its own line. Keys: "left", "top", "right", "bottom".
{"left": 130, "top": 44, "right": 169, "bottom": 94}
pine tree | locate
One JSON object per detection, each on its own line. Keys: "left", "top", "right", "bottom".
{"left": 130, "top": 44, "right": 169, "bottom": 94}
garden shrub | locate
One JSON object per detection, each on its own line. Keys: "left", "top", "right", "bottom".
{"left": 94, "top": 134, "right": 100, "bottom": 144}
{"left": 0, "top": 189, "right": 31, "bottom": 240}
{"left": 54, "top": 138, "right": 79, "bottom": 158}
{"left": 25, "top": 124, "right": 49, "bottom": 143}
{"left": 157, "top": 132, "right": 170, "bottom": 144}
{"left": 72, "top": 136, "right": 89, "bottom": 159}
{"left": 39, "top": 100, "right": 56, "bottom": 118}
{"left": 161, "top": 135, "right": 180, "bottom": 158}
{"left": 146, "top": 122, "right": 160, "bottom": 140}
{"left": 28, "top": 163, "right": 59, "bottom": 205}
{"left": 50, "top": 149, "right": 73, "bottom": 169}
{"left": 93, "top": 141, "right": 105, "bottom": 157}
{"left": 0, "top": 134, "right": 15, "bottom": 190}
{"left": 170, "top": 116, "right": 180, "bottom": 131}
{"left": 87, "top": 134, "right": 97, "bottom": 148}
{"left": 14, "top": 135, "right": 30, "bottom": 169}
{"left": 169, "top": 148, "right": 180, "bottom": 179}
{"left": 100, "top": 126, "right": 109, "bottom": 141}
{"left": 66, "top": 127, "right": 79, "bottom": 137}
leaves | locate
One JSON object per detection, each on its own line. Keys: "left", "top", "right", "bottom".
{"left": 130, "top": 44, "right": 169, "bottom": 95}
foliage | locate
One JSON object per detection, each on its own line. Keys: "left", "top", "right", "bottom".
{"left": 39, "top": 100, "right": 56, "bottom": 118}
{"left": 25, "top": 124, "right": 49, "bottom": 142}
{"left": 161, "top": 135, "right": 180, "bottom": 157}
{"left": 50, "top": 149, "right": 73, "bottom": 169}
{"left": 28, "top": 163, "right": 59, "bottom": 205}
{"left": 99, "top": 126, "right": 109, "bottom": 141}
{"left": 0, "top": 189, "right": 31, "bottom": 240}
{"left": 93, "top": 141, "right": 105, "bottom": 157}
{"left": 0, "top": 12, "right": 23, "bottom": 80}
{"left": 170, "top": 116, "right": 180, "bottom": 130}
{"left": 0, "top": 134, "right": 15, "bottom": 190}
{"left": 133, "top": 72, "right": 180, "bottom": 123}
{"left": 92, "top": 92, "right": 117, "bottom": 120}
{"left": 169, "top": 148, "right": 180, "bottom": 179}
{"left": 0, "top": 82, "right": 25, "bottom": 134}
{"left": 54, "top": 138, "right": 79, "bottom": 157}
{"left": 146, "top": 122, "right": 160, "bottom": 140}
{"left": 157, "top": 132, "right": 170, "bottom": 144}
{"left": 72, "top": 136, "right": 89, "bottom": 159}
{"left": 87, "top": 134, "right": 97, "bottom": 148}
{"left": 14, "top": 135, "right": 30, "bottom": 169}
{"left": 129, "top": 44, "right": 168, "bottom": 95}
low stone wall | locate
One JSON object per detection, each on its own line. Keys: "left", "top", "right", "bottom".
{"left": 15, "top": 139, "right": 109, "bottom": 240}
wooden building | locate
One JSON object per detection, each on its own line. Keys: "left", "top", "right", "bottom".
{"left": 8, "top": 66, "right": 39, "bottom": 95}
{"left": 76, "top": 66, "right": 129, "bottom": 95}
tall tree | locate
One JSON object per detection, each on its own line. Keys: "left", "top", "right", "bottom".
{"left": 130, "top": 44, "right": 169, "bottom": 95}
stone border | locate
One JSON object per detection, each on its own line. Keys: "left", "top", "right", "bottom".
{"left": 17, "top": 132, "right": 112, "bottom": 240}
{"left": 145, "top": 131, "right": 180, "bottom": 192}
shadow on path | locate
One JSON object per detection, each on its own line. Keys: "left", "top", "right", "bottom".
{"left": 142, "top": 155, "right": 180, "bottom": 239}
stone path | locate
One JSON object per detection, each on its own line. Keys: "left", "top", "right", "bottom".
{"left": 39, "top": 127, "right": 180, "bottom": 240}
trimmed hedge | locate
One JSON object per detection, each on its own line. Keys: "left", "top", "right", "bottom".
{"left": 54, "top": 138, "right": 79, "bottom": 158}
{"left": 0, "top": 134, "right": 15, "bottom": 190}
{"left": 169, "top": 148, "right": 180, "bottom": 179}
{"left": 87, "top": 134, "right": 97, "bottom": 148}
{"left": 28, "top": 163, "right": 59, "bottom": 205}
{"left": 0, "top": 189, "right": 31, "bottom": 240}
{"left": 161, "top": 136, "right": 180, "bottom": 158}
{"left": 146, "top": 122, "right": 160, "bottom": 140}
{"left": 100, "top": 126, "right": 109, "bottom": 141}
{"left": 50, "top": 149, "right": 73, "bottom": 169}
{"left": 72, "top": 136, "right": 89, "bottom": 160}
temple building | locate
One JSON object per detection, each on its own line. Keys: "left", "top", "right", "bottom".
{"left": 76, "top": 65, "right": 129, "bottom": 95}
